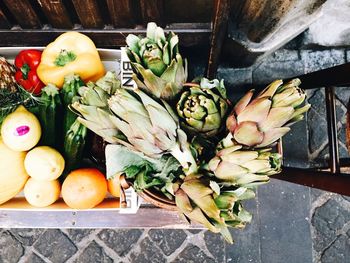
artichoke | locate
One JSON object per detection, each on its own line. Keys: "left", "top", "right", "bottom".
{"left": 226, "top": 78, "right": 310, "bottom": 148}
{"left": 208, "top": 144, "right": 282, "bottom": 187}
{"left": 107, "top": 88, "right": 197, "bottom": 174}
{"left": 176, "top": 78, "right": 229, "bottom": 137}
{"left": 70, "top": 72, "right": 126, "bottom": 144}
{"left": 126, "top": 22, "right": 187, "bottom": 100}
{"left": 174, "top": 174, "right": 255, "bottom": 243}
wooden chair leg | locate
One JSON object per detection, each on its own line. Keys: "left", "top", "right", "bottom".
{"left": 272, "top": 167, "right": 350, "bottom": 196}
{"left": 206, "top": 0, "right": 231, "bottom": 78}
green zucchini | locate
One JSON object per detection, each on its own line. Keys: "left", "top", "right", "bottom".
{"left": 63, "top": 119, "right": 87, "bottom": 175}
{"left": 61, "top": 73, "right": 85, "bottom": 136}
{"left": 38, "top": 84, "right": 63, "bottom": 149}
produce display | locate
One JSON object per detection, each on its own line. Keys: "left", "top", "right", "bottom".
{"left": 0, "top": 23, "right": 311, "bottom": 243}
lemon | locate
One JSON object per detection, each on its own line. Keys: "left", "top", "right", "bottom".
{"left": 1, "top": 105, "right": 41, "bottom": 151}
{"left": 25, "top": 146, "right": 65, "bottom": 181}
{"left": 24, "top": 178, "right": 60, "bottom": 207}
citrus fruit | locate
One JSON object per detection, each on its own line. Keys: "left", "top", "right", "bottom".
{"left": 1, "top": 105, "right": 41, "bottom": 151}
{"left": 24, "top": 146, "right": 65, "bottom": 181}
{"left": 0, "top": 138, "right": 29, "bottom": 204}
{"left": 62, "top": 168, "right": 107, "bottom": 209}
{"left": 24, "top": 178, "right": 60, "bottom": 207}
{"left": 107, "top": 175, "right": 120, "bottom": 197}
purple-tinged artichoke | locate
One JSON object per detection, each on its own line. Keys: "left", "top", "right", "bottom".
{"left": 226, "top": 78, "right": 310, "bottom": 148}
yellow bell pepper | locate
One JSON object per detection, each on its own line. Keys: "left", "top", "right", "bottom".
{"left": 37, "top": 32, "right": 105, "bottom": 88}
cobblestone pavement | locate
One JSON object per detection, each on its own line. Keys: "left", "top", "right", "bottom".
{"left": 1, "top": 47, "right": 350, "bottom": 262}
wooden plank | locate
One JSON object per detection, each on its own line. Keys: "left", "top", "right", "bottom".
{"left": 0, "top": 209, "right": 76, "bottom": 228}
{"left": 164, "top": 0, "right": 213, "bottom": 23}
{"left": 0, "top": 27, "right": 211, "bottom": 47}
{"left": 3, "top": 0, "right": 41, "bottom": 29}
{"left": 273, "top": 167, "right": 350, "bottom": 196}
{"left": 37, "top": 0, "right": 73, "bottom": 29}
{"left": 206, "top": 0, "right": 231, "bottom": 78}
{"left": 106, "top": 0, "right": 135, "bottom": 28}
{"left": 71, "top": 0, "right": 104, "bottom": 28}
{"left": 325, "top": 86, "right": 340, "bottom": 173}
{"left": 139, "top": 0, "right": 164, "bottom": 25}
{"left": 0, "top": 7, "right": 11, "bottom": 29}
{"left": 0, "top": 198, "right": 120, "bottom": 210}
{"left": 0, "top": 204, "right": 203, "bottom": 228}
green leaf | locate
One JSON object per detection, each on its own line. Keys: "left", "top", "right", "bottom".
{"left": 133, "top": 165, "right": 164, "bottom": 191}
{"left": 124, "top": 165, "right": 143, "bottom": 179}
{"left": 154, "top": 155, "right": 181, "bottom": 182}
{"left": 105, "top": 144, "right": 164, "bottom": 180}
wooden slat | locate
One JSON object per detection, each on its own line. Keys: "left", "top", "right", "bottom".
{"left": 3, "top": 0, "right": 41, "bottom": 29}
{"left": 325, "top": 86, "right": 340, "bottom": 173}
{"left": 106, "top": 0, "right": 135, "bottom": 28}
{"left": 0, "top": 27, "right": 211, "bottom": 47}
{"left": 206, "top": 0, "right": 231, "bottom": 78}
{"left": 139, "top": 0, "right": 164, "bottom": 25}
{"left": 37, "top": 0, "right": 73, "bottom": 29}
{"left": 71, "top": 0, "right": 104, "bottom": 28}
{"left": 164, "top": 0, "right": 213, "bottom": 23}
{"left": 0, "top": 7, "right": 10, "bottom": 29}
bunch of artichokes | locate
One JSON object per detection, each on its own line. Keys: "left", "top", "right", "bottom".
{"left": 69, "top": 22, "right": 311, "bottom": 244}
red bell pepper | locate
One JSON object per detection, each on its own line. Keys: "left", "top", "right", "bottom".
{"left": 14, "top": 49, "right": 45, "bottom": 95}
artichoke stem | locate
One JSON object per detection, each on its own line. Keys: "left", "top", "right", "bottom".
{"left": 170, "top": 144, "right": 198, "bottom": 176}
{"left": 183, "top": 83, "right": 200, "bottom": 88}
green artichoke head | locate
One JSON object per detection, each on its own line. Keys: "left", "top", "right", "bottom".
{"left": 126, "top": 22, "right": 187, "bottom": 100}
{"left": 176, "top": 78, "right": 229, "bottom": 137}
{"left": 107, "top": 88, "right": 197, "bottom": 174}
{"left": 208, "top": 145, "right": 282, "bottom": 187}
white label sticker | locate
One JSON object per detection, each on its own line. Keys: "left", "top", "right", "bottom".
{"left": 120, "top": 47, "right": 137, "bottom": 90}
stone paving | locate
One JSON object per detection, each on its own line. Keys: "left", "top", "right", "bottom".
{"left": 1, "top": 46, "right": 350, "bottom": 262}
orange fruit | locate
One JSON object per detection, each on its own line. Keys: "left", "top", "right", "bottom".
{"left": 62, "top": 168, "right": 107, "bottom": 209}
{"left": 24, "top": 178, "right": 60, "bottom": 207}
{"left": 107, "top": 175, "right": 120, "bottom": 197}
